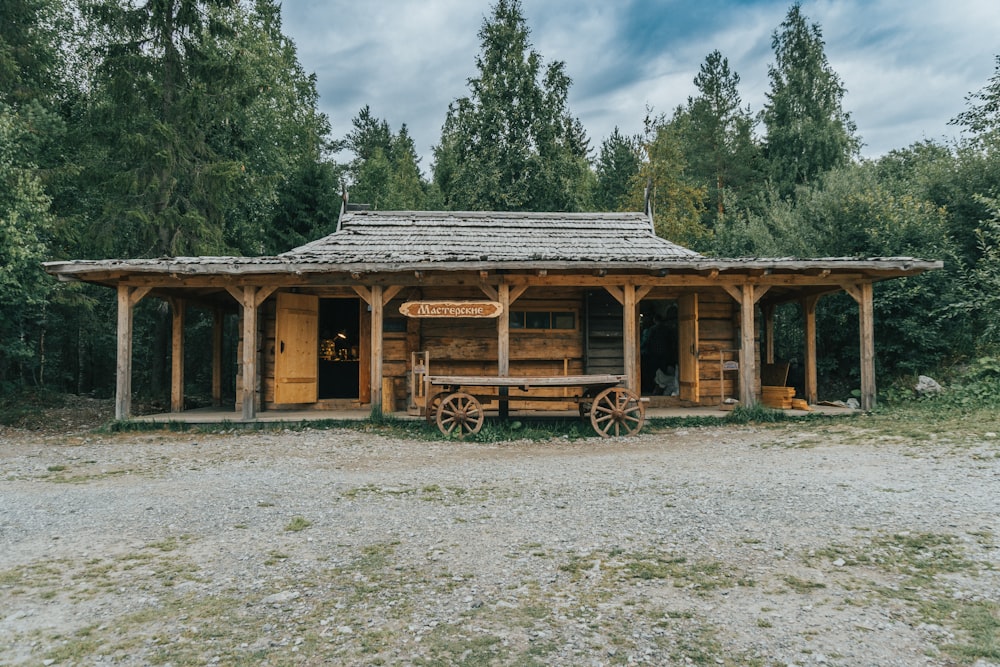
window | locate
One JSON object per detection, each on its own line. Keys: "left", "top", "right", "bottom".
{"left": 510, "top": 310, "right": 576, "bottom": 331}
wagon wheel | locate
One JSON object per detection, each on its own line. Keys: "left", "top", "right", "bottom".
{"left": 436, "top": 392, "right": 484, "bottom": 438}
{"left": 590, "top": 387, "right": 645, "bottom": 437}
{"left": 424, "top": 391, "right": 444, "bottom": 423}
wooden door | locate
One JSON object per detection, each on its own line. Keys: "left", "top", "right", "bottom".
{"left": 677, "top": 293, "right": 699, "bottom": 402}
{"left": 275, "top": 292, "right": 319, "bottom": 404}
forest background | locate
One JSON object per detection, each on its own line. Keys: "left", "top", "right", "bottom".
{"left": 2, "top": 0, "right": 1000, "bottom": 409}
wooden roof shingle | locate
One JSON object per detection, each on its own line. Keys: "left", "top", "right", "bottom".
{"left": 282, "top": 211, "right": 701, "bottom": 264}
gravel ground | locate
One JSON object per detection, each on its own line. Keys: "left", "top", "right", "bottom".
{"left": 1, "top": 415, "right": 999, "bottom": 666}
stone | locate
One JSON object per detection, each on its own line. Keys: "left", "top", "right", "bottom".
{"left": 915, "top": 375, "right": 943, "bottom": 395}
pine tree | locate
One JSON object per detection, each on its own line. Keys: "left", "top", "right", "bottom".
{"left": 432, "top": 0, "right": 591, "bottom": 211}
{"left": 762, "top": 3, "right": 858, "bottom": 198}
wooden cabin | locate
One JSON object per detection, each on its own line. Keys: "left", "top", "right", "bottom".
{"left": 43, "top": 210, "right": 941, "bottom": 420}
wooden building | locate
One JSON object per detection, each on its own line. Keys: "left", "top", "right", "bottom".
{"left": 43, "top": 210, "right": 941, "bottom": 421}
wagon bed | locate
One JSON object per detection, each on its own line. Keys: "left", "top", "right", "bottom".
{"left": 422, "top": 373, "right": 646, "bottom": 438}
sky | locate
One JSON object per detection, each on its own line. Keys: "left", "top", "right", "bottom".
{"left": 278, "top": 0, "right": 1000, "bottom": 175}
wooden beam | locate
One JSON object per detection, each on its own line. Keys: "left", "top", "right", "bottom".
{"left": 352, "top": 284, "right": 373, "bottom": 305}
{"left": 212, "top": 308, "right": 223, "bottom": 407}
{"left": 129, "top": 286, "right": 152, "bottom": 307}
{"left": 240, "top": 286, "right": 259, "bottom": 420}
{"left": 382, "top": 285, "right": 404, "bottom": 306}
{"left": 802, "top": 295, "right": 819, "bottom": 405}
{"left": 225, "top": 286, "right": 244, "bottom": 305}
{"left": 498, "top": 283, "right": 511, "bottom": 418}
{"left": 370, "top": 285, "right": 384, "bottom": 413}
{"left": 721, "top": 284, "right": 742, "bottom": 303}
{"left": 115, "top": 285, "right": 134, "bottom": 420}
{"left": 479, "top": 282, "right": 499, "bottom": 301}
{"left": 170, "top": 298, "right": 185, "bottom": 414}
{"left": 842, "top": 282, "right": 876, "bottom": 409}
{"left": 738, "top": 284, "right": 757, "bottom": 406}
{"left": 509, "top": 284, "right": 529, "bottom": 304}
{"left": 604, "top": 285, "right": 625, "bottom": 306}
{"left": 858, "top": 282, "right": 875, "bottom": 410}
{"left": 753, "top": 285, "right": 771, "bottom": 304}
{"left": 498, "top": 284, "right": 510, "bottom": 377}
{"left": 254, "top": 286, "right": 278, "bottom": 308}
{"left": 635, "top": 285, "right": 653, "bottom": 302}
{"left": 623, "top": 285, "right": 639, "bottom": 392}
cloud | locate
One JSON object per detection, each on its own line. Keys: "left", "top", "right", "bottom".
{"left": 280, "top": 0, "right": 1000, "bottom": 170}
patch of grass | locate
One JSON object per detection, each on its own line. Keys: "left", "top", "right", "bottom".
{"left": 284, "top": 516, "right": 312, "bottom": 532}
{"left": 781, "top": 575, "right": 827, "bottom": 593}
{"left": 816, "top": 531, "right": 996, "bottom": 664}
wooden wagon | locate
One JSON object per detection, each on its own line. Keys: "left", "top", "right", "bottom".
{"left": 417, "top": 372, "right": 645, "bottom": 438}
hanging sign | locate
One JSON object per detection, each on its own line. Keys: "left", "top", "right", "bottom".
{"left": 399, "top": 300, "right": 504, "bottom": 319}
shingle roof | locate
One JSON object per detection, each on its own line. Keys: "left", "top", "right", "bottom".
{"left": 282, "top": 210, "right": 701, "bottom": 263}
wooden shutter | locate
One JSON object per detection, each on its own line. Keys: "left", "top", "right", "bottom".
{"left": 274, "top": 292, "right": 319, "bottom": 404}
{"left": 677, "top": 293, "right": 699, "bottom": 402}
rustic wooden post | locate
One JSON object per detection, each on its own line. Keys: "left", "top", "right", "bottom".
{"left": 170, "top": 298, "right": 185, "bottom": 414}
{"left": 497, "top": 283, "right": 511, "bottom": 418}
{"left": 842, "top": 282, "right": 876, "bottom": 410}
{"left": 115, "top": 285, "right": 151, "bottom": 420}
{"left": 115, "top": 285, "right": 134, "bottom": 420}
{"left": 370, "top": 285, "right": 384, "bottom": 413}
{"left": 498, "top": 283, "right": 510, "bottom": 376}
{"left": 623, "top": 285, "right": 638, "bottom": 391}
{"left": 241, "top": 286, "right": 259, "bottom": 420}
{"left": 211, "top": 308, "right": 223, "bottom": 407}
{"left": 802, "top": 295, "right": 819, "bottom": 405}
{"left": 739, "top": 284, "right": 757, "bottom": 406}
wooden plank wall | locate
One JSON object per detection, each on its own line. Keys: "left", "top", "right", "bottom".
{"left": 696, "top": 291, "right": 738, "bottom": 406}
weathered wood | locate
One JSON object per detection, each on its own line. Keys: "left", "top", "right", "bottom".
{"left": 170, "top": 298, "right": 185, "bottom": 413}
{"left": 677, "top": 293, "right": 699, "bottom": 402}
{"left": 857, "top": 283, "right": 876, "bottom": 410}
{"left": 274, "top": 293, "right": 319, "bottom": 404}
{"left": 603, "top": 285, "right": 625, "bottom": 306}
{"left": 240, "top": 286, "right": 259, "bottom": 420}
{"left": 738, "top": 284, "right": 757, "bottom": 406}
{"left": 802, "top": 295, "right": 819, "bottom": 404}
{"left": 498, "top": 284, "right": 510, "bottom": 376}
{"left": 382, "top": 285, "right": 404, "bottom": 306}
{"left": 370, "top": 285, "right": 384, "bottom": 411}
{"left": 427, "top": 374, "right": 625, "bottom": 388}
{"left": 115, "top": 285, "right": 134, "bottom": 420}
{"left": 623, "top": 284, "right": 639, "bottom": 391}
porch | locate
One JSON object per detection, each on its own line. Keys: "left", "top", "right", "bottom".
{"left": 126, "top": 403, "right": 856, "bottom": 426}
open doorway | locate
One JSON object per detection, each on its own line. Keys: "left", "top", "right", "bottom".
{"left": 318, "top": 299, "right": 360, "bottom": 399}
{"left": 640, "top": 300, "right": 679, "bottom": 397}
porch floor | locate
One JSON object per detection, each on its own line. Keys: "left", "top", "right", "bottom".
{"left": 128, "top": 403, "right": 855, "bottom": 425}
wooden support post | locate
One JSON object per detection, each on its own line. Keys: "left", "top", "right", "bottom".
{"left": 842, "top": 283, "right": 876, "bottom": 410}
{"left": 370, "top": 285, "right": 384, "bottom": 413}
{"left": 802, "top": 295, "right": 819, "bottom": 405}
{"left": 241, "top": 287, "right": 259, "bottom": 421}
{"left": 739, "top": 284, "right": 757, "bottom": 407}
{"left": 623, "top": 284, "right": 639, "bottom": 391}
{"left": 858, "top": 282, "right": 876, "bottom": 411}
{"left": 212, "top": 308, "right": 223, "bottom": 407}
{"left": 115, "top": 285, "right": 134, "bottom": 420}
{"left": 498, "top": 284, "right": 511, "bottom": 418}
{"left": 170, "top": 298, "right": 185, "bottom": 414}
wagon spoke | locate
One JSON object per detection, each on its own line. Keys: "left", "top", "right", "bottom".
{"left": 590, "top": 387, "right": 645, "bottom": 437}
{"left": 436, "top": 392, "right": 484, "bottom": 438}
